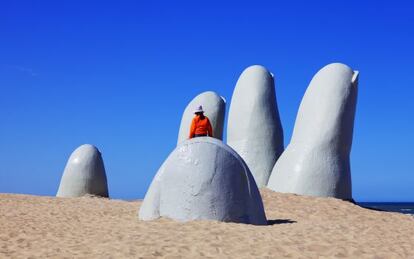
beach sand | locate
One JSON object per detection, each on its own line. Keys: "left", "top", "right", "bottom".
{"left": 1, "top": 189, "right": 413, "bottom": 258}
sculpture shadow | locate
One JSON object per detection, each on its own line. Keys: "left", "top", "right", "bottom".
{"left": 267, "top": 219, "right": 297, "bottom": 225}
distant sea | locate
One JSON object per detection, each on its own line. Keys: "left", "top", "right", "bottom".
{"left": 357, "top": 202, "right": 414, "bottom": 215}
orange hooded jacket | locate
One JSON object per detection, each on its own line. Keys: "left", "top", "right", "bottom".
{"left": 189, "top": 115, "right": 213, "bottom": 138}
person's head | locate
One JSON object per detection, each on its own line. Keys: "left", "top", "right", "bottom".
{"left": 194, "top": 105, "right": 204, "bottom": 116}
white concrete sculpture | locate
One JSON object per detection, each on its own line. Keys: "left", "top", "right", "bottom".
{"left": 177, "top": 91, "right": 226, "bottom": 145}
{"left": 57, "top": 144, "right": 109, "bottom": 198}
{"left": 227, "top": 65, "right": 284, "bottom": 187}
{"left": 267, "top": 63, "right": 359, "bottom": 200}
{"left": 139, "top": 137, "right": 267, "bottom": 225}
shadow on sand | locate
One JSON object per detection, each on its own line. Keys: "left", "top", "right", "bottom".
{"left": 267, "top": 219, "right": 297, "bottom": 225}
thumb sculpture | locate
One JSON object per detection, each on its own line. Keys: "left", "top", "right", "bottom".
{"left": 177, "top": 91, "right": 226, "bottom": 145}
{"left": 227, "top": 65, "right": 284, "bottom": 187}
{"left": 56, "top": 144, "right": 109, "bottom": 198}
{"left": 267, "top": 63, "right": 358, "bottom": 200}
{"left": 139, "top": 137, "right": 267, "bottom": 225}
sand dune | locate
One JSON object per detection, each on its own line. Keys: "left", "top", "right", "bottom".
{"left": 1, "top": 189, "right": 413, "bottom": 258}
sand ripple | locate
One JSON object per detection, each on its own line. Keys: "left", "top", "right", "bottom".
{"left": 1, "top": 189, "right": 413, "bottom": 258}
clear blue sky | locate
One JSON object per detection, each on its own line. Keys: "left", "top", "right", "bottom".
{"left": 1, "top": 1, "right": 413, "bottom": 201}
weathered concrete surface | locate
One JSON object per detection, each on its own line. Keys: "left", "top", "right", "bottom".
{"left": 227, "top": 65, "right": 284, "bottom": 187}
{"left": 177, "top": 91, "right": 226, "bottom": 145}
{"left": 57, "top": 144, "right": 109, "bottom": 198}
{"left": 139, "top": 137, "right": 267, "bottom": 225}
{"left": 267, "top": 63, "right": 359, "bottom": 200}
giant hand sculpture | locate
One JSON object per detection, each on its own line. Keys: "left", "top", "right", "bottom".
{"left": 177, "top": 91, "right": 225, "bottom": 145}
{"left": 139, "top": 137, "right": 267, "bottom": 225}
{"left": 267, "top": 63, "right": 358, "bottom": 200}
{"left": 57, "top": 144, "right": 109, "bottom": 198}
{"left": 227, "top": 65, "right": 284, "bottom": 187}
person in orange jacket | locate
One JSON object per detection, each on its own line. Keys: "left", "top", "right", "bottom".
{"left": 189, "top": 105, "right": 213, "bottom": 139}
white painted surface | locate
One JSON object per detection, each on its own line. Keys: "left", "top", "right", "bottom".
{"left": 57, "top": 144, "right": 109, "bottom": 198}
{"left": 267, "top": 63, "right": 358, "bottom": 200}
{"left": 177, "top": 91, "right": 226, "bottom": 145}
{"left": 139, "top": 137, "right": 267, "bottom": 225}
{"left": 227, "top": 65, "right": 284, "bottom": 187}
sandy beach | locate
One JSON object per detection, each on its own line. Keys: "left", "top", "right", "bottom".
{"left": 1, "top": 189, "right": 413, "bottom": 258}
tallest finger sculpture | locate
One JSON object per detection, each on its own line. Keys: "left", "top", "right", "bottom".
{"left": 267, "top": 63, "right": 359, "bottom": 200}
{"left": 227, "top": 65, "right": 284, "bottom": 187}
